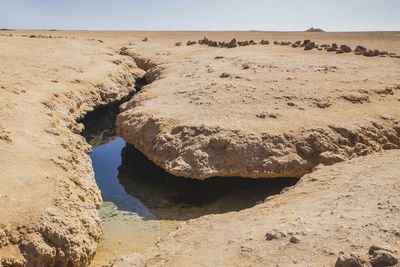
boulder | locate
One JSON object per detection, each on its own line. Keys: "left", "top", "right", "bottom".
{"left": 304, "top": 42, "right": 315, "bottom": 50}
{"left": 355, "top": 45, "right": 367, "bottom": 55}
{"left": 227, "top": 39, "right": 237, "bottom": 48}
{"left": 335, "top": 252, "right": 366, "bottom": 267}
{"left": 340, "top": 45, "right": 352, "bottom": 53}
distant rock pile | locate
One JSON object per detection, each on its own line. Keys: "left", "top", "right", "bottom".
{"left": 197, "top": 37, "right": 260, "bottom": 48}
{"left": 179, "top": 37, "right": 400, "bottom": 58}
{"left": 305, "top": 27, "right": 325, "bottom": 32}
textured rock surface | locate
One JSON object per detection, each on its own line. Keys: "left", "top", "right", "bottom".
{"left": 117, "top": 40, "right": 400, "bottom": 179}
{"left": 0, "top": 35, "right": 143, "bottom": 266}
{"left": 111, "top": 150, "right": 400, "bottom": 266}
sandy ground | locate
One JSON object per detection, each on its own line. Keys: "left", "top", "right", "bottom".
{"left": 112, "top": 149, "right": 400, "bottom": 267}
{"left": 0, "top": 30, "right": 399, "bottom": 266}
{"left": 117, "top": 33, "right": 400, "bottom": 179}
{"left": 0, "top": 32, "right": 144, "bottom": 266}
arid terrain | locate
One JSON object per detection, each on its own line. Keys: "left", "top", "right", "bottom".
{"left": 0, "top": 30, "right": 399, "bottom": 266}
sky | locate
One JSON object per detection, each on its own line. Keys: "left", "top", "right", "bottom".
{"left": 0, "top": 0, "right": 399, "bottom": 31}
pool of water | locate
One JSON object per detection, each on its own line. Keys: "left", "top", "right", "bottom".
{"left": 88, "top": 137, "right": 297, "bottom": 265}
{"left": 80, "top": 98, "right": 297, "bottom": 265}
{"left": 90, "top": 138, "right": 183, "bottom": 265}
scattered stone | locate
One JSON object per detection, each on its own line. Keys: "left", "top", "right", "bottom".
{"left": 142, "top": 37, "right": 148, "bottom": 42}
{"left": 238, "top": 40, "right": 250, "bottom": 46}
{"left": 289, "top": 236, "right": 300, "bottom": 244}
{"left": 119, "top": 46, "right": 129, "bottom": 55}
{"left": 304, "top": 42, "right": 316, "bottom": 50}
{"left": 280, "top": 41, "right": 291, "bottom": 46}
{"left": 186, "top": 40, "right": 197, "bottom": 46}
{"left": 336, "top": 50, "right": 344, "bottom": 54}
{"left": 332, "top": 43, "right": 338, "bottom": 49}
{"left": 327, "top": 47, "right": 337, "bottom": 52}
{"left": 242, "top": 64, "right": 250, "bottom": 70}
{"left": 369, "top": 245, "right": 398, "bottom": 255}
{"left": 260, "top": 40, "right": 269, "bottom": 45}
{"left": 375, "top": 88, "right": 394, "bottom": 95}
{"left": 227, "top": 39, "right": 237, "bottom": 48}
{"left": 335, "top": 252, "right": 367, "bottom": 267}
{"left": 220, "top": 72, "right": 231, "bottom": 78}
{"left": 265, "top": 232, "right": 278, "bottom": 241}
{"left": 341, "top": 95, "right": 370, "bottom": 104}
{"left": 369, "top": 246, "right": 398, "bottom": 267}
{"left": 315, "top": 101, "right": 332, "bottom": 108}
{"left": 340, "top": 45, "right": 352, "bottom": 53}
{"left": 175, "top": 42, "right": 181, "bottom": 47}
{"left": 355, "top": 45, "right": 367, "bottom": 55}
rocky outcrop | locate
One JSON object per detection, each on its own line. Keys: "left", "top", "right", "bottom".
{"left": 116, "top": 44, "right": 400, "bottom": 179}
{"left": 118, "top": 110, "right": 400, "bottom": 179}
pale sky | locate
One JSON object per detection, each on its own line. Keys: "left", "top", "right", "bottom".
{"left": 0, "top": 0, "right": 399, "bottom": 31}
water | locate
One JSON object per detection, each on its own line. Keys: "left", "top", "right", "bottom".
{"left": 81, "top": 99, "right": 297, "bottom": 265}
{"left": 89, "top": 136, "right": 297, "bottom": 265}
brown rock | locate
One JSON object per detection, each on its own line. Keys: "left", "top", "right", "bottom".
{"left": 340, "top": 45, "right": 352, "bottom": 53}
{"left": 186, "top": 40, "right": 197, "bottom": 46}
{"left": 335, "top": 252, "right": 367, "bottom": 267}
{"left": 220, "top": 72, "right": 231, "bottom": 78}
{"left": 355, "top": 45, "right": 368, "bottom": 54}
{"left": 369, "top": 246, "right": 398, "bottom": 267}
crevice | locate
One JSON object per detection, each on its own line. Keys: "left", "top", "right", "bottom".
{"left": 79, "top": 75, "right": 149, "bottom": 147}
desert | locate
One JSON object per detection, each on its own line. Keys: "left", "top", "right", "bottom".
{"left": 0, "top": 21, "right": 399, "bottom": 267}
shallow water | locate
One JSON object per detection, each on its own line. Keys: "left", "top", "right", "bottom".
{"left": 89, "top": 137, "right": 297, "bottom": 265}
{"left": 80, "top": 98, "right": 297, "bottom": 265}
{"left": 89, "top": 137, "right": 182, "bottom": 265}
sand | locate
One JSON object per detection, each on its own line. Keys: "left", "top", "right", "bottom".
{"left": 0, "top": 30, "right": 399, "bottom": 266}
{"left": 116, "top": 36, "right": 400, "bottom": 179}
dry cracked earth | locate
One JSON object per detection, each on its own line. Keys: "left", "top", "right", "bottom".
{"left": 0, "top": 30, "right": 399, "bottom": 266}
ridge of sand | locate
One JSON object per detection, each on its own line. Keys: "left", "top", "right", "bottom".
{"left": 0, "top": 35, "right": 144, "bottom": 266}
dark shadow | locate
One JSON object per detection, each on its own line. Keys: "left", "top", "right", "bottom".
{"left": 79, "top": 76, "right": 147, "bottom": 147}
{"left": 118, "top": 144, "right": 298, "bottom": 221}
